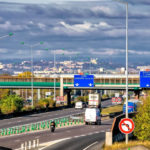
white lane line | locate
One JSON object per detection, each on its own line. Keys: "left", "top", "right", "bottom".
{"left": 83, "top": 141, "right": 98, "bottom": 150}
{"left": 74, "top": 135, "right": 80, "bottom": 138}
{"left": 87, "top": 133, "right": 93, "bottom": 135}
{"left": 80, "top": 134, "right": 86, "bottom": 137}
{"left": 94, "top": 131, "right": 99, "bottom": 134}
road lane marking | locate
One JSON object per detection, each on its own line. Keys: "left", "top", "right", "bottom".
{"left": 39, "top": 138, "right": 71, "bottom": 150}
{"left": 83, "top": 141, "right": 98, "bottom": 150}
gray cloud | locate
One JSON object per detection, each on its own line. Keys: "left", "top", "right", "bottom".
{"left": 0, "top": 1, "right": 149, "bottom": 63}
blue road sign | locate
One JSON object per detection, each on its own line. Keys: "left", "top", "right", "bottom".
{"left": 140, "top": 71, "right": 150, "bottom": 88}
{"left": 74, "top": 75, "right": 94, "bottom": 87}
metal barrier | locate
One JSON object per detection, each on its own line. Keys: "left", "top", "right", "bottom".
{"left": 0, "top": 112, "right": 84, "bottom": 137}
{"left": 111, "top": 112, "right": 137, "bottom": 143}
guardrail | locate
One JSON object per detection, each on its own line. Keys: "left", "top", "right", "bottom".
{"left": 0, "top": 112, "right": 84, "bottom": 137}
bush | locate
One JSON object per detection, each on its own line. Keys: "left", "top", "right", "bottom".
{"left": 76, "top": 96, "right": 88, "bottom": 102}
{"left": 102, "top": 94, "right": 109, "bottom": 99}
{"left": 0, "top": 95, "right": 23, "bottom": 114}
{"left": 38, "top": 98, "right": 49, "bottom": 109}
{"left": 133, "top": 96, "right": 150, "bottom": 140}
{"left": 21, "top": 106, "right": 35, "bottom": 112}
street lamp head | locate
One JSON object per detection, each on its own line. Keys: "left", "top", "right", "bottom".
{"left": 9, "top": 32, "right": 14, "bottom": 36}
{"left": 20, "top": 41, "right": 25, "bottom": 45}
{"left": 40, "top": 41, "right": 44, "bottom": 45}
{"left": 45, "top": 48, "right": 49, "bottom": 51}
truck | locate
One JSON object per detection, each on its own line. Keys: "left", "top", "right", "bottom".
{"left": 115, "top": 93, "right": 120, "bottom": 98}
{"left": 123, "top": 99, "right": 142, "bottom": 113}
{"left": 88, "top": 94, "right": 101, "bottom": 108}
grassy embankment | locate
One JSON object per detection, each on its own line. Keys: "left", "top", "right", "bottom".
{"left": 101, "top": 104, "right": 123, "bottom": 115}
{"left": 103, "top": 141, "right": 150, "bottom": 150}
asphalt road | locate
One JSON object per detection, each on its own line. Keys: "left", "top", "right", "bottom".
{"left": 44, "top": 132, "right": 105, "bottom": 150}
{"left": 0, "top": 108, "right": 84, "bottom": 129}
{"left": 101, "top": 98, "right": 112, "bottom": 108}
{"left": 0, "top": 98, "right": 113, "bottom": 129}
{"left": 0, "top": 119, "right": 113, "bottom": 149}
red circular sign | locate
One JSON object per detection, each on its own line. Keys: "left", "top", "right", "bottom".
{"left": 112, "top": 97, "right": 116, "bottom": 102}
{"left": 119, "top": 118, "right": 134, "bottom": 134}
{"left": 117, "top": 97, "right": 121, "bottom": 102}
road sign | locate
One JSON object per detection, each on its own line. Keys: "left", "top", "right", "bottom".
{"left": 56, "top": 96, "right": 64, "bottom": 104}
{"left": 74, "top": 75, "right": 94, "bottom": 87}
{"left": 112, "top": 97, "right": 122, "bottom": 104}
{"left": 140, "top": 71, "right": 150, "bottom": 88}
{"left": 119, "top": 118, "right": 134, "bottom": 134}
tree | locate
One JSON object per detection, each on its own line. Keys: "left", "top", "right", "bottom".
{"left": 18, "top": 71, "right": 32, "bottom": 77}
{"left": 133, "top": 96, "right": 150, "bottom": 140}
{"left": 0, "top": 95, "right": 23, "bottom": 114}
{"left": 0, "top": 89, "right": 10, "bottom": 100}
{"left": 76, "top": 96, "right": 88, "bottom": 102}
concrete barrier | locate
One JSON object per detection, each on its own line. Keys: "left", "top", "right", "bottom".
{"left": 105, "top": 132, "right": 112, "bottom": 146}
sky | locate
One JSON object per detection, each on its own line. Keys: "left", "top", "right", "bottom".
{"left": 0, "top": 0, "right": 149, "bottom": 65}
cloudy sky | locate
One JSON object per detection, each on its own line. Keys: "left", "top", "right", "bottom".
{"left": 0, "top": 0, "right": 149, "bottom": 64}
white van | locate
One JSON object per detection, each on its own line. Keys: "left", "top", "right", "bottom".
{"left": 75, "top": 101, "right": 83, "bottom": 109}
{"left": 85, "top": 108, "right": 101, "bottom": 125}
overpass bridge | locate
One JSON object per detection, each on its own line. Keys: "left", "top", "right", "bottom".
{"left": 0, "top": 74, "right": 140, "bottom": 90}
{"left": 0, "top": 73, "right": 141, "bottom": 96}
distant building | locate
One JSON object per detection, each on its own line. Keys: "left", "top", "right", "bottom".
{"left": 91, "top": 58, "right": 97, "bottom": 64}
{"left": 120, "top": 67, "right": 125, "bottom": 73}
{"left": 0, "top": 63, "right": 4, "bottom": 69}
{"left": 137, "top": 66, "right": 150, "bottom": 71}
{"left": 99, "top": 68, "right": 104, "bottom": 73}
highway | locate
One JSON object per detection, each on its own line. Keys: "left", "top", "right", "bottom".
{"left": 0, "top": 98, "right": 113, "bottom": 129}
{"left": 0, "top": 119, "right": 113, "bottom": 149}
{"left": 43, "top": 132, "right": 105, "bottom": 150}
{"left": 0, "top": 108, "right": 84, "bottom": 129}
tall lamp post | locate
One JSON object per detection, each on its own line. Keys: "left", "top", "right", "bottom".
{"left": 113, "top": 0, "right": 128, "bottom": 144}
{"left": 45, "top": 48, "right": 56, "bottom": 101}
{"left": 0, "top": 32, "right": 13, "bottom": 39}
{"left": 21, "top": 41, "right": 44, "bottom": 107}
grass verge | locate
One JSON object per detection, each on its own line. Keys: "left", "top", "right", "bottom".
{"left": 103, "top": 141, "right": 150, "bottom": 150}
{"left": 101, "top": 104, "right": 123, "bottom": 115}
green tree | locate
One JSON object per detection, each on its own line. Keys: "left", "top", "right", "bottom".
{"left": 18, "top": 71, "right": 32, "bottom": 77}
{"left": 76, "top": 96, "right": 88, "bottom": 102}
{"left": 0, "top": 89, "right": 10, "bottom": 100}
{"left": 0, "top": 95, "right": 23, "bottom": 114}
{"left": 133, "top": 96, "right": 150, "bottom": 140}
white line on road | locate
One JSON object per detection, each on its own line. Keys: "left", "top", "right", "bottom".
{"left": 83, "top": 141, "right": 98, "bottom": 150}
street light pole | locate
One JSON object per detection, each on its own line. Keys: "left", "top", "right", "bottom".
{"left": 31, "top": 45, "right": 34, "bottom": 107}
{"left": 21, "top": 41, "right": 44, "bottom": 107}
{"left": 113, "top": 0, "right": 128, "bottom": 144}
{"left": 69, "top": 56, "right": 72, "bottom": 74}
{"left": 125, "top": 2, "right": 129, "bottom": 144}
{"left": 54, "top": 50, "right": 56, "bottom": 101}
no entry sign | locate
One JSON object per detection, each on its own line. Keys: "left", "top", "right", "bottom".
{"left": 119, "top": 118, "right": 134, "bottom": 134}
